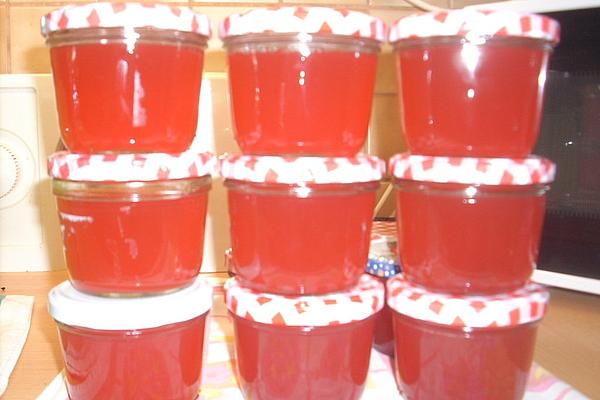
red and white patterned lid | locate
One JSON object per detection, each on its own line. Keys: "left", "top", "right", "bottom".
{"left": 220, "top": 154, "right": 385, "bottom": 184}
{"left": 225, "top": 274, "right": 384, "bottom": 326}
{"left": 41, "top": 2, "right": 211, "bottom": 37}
{"left": 48, "top": 151, "right": 216, "bottom": 182}
{"left": 219, "top": 7, "right": 386, "bottom": 42}
{"left": 387, "top": 275, "right": 549, "bottom": 328}
{"left": 389, "top": 10, "right": 559, "bottom": 45}
{"left": 389, "top": 153, "right": 555, "bottom": 185}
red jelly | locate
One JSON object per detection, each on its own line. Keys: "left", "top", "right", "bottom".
{"left": 220, "top": 7, "right": 385, "bottom": 156}
{"left": 389, "top": 10, "right": 560, "bottom": 157}
{"left": 389, "top": 154, "right": 555, "bottom": 294}
{"left": 48, "top": 277, "right": 213, "bottom": 400}
{"left": 387, "top": 276, "right": 549, "bottom": 400}
{"left": 225, "top": 274, "right": 384, "bottom": 400}
{"left": 220, "top": 154, "right": 384, "bottom": 294}
{"left": 48, "top": 151, "right": 215, "bottom": 295}
{"left": 41, "top": 3, "right": 211, "bottom": 153}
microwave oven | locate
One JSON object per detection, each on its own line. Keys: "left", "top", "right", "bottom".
{"left": 467, "top": 0, "right": 600, "bottom": 294}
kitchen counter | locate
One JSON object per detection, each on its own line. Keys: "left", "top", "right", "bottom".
{"left": 1, "top": 270, "right": 599, "bottom": 399}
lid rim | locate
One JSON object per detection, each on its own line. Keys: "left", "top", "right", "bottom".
{"left": 219, "top": 154, "right": 385, "bottom": 185}
{"left": 388, "top": 10, "right": 560, "bottom": 45}
{"left": 386, "top": 275, "right": 549, "bottom": 329}
{"left": 225, "top": 274, "right": 385, "bottom": 327}
{"left": 219, "top": 6, "right": 387, "bottom": 42}
{"left": 41, "top": 2, "right": 212, "bottom": 37}
{"left": 48, "top": 151, "right": 217, "bottom": 182}
{"left": 48, "top": 277, "right": 214, "bottom": 330}
{"left": 388, "top": 153, "right": 556, "bottom": 186}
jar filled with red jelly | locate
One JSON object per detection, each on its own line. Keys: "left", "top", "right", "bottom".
{"left": 389, "top": 153, "right": 556, "bottom": 294}
{"left": 219, "top": 7, "right": 385, "bottom": 156}
{"left": 48, "top": 151, "right": 216, "bottom": 295}
{"left": 387, "top": 275, "right": 549, "bottom": 400}
{"left": 367, "top": 229, "right": 401, "bottom": 357}
{"left": 225, "top": 274, "right": 384, "bottom": 400}
{"left": 41, "top": 3, "right": 211, "bottom": 153}
{"left": 48, "top": 276, "right": 213, "bottom": 400}
{"left": 220, "top": 154, "right": 385, "bottom": 295}
{"left": 389, "top": 10, "right": 560, "bottom": 157}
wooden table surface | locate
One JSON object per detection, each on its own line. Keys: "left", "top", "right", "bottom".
{"left": 1, "top": 270, "right": 599, "bottom": 399}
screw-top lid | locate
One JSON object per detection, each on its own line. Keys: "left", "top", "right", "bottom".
{"left": 48, "top": 151, "right": 216, "bottom": 182}
{"left": 389, "top": 10, "right": 559, "bottom": 45}
{"left": 225, "top": 274, "right": 384, "bottom": 326}
{"left": 41, "top": 2, "right": 211, "bottom": 37}
{"left": 387, "top": 275, "right": 549, "bottom": 329}
{"left": 219, "top": 6, "right": 386, "bottom": 42}
{"left": 389, "top": 153, "right": 555, "bottom": 185}
{"left": 48, "top": 277, "right": 213, "bottom": 330}
{"left": 220, "top": 154, "right": 384, "bottom": 184}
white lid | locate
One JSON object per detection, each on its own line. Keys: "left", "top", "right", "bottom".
{"left": 41, "top": 2, "right": 211, "bottom": 37}
{"left": 48, "top": 277, "right": 213, "bottom": 330}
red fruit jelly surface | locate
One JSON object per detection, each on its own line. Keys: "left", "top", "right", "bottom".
{"left": 56, "top": 190, "right": 209, "bottom": 295}
{"left": 227, "top": 182, "right": 377, "bottom": 294}
{"left": 49, "top": 31, "right": 205, "bottom": 153}
{"left": 395, "top": 181, "right": 547, "bottom": 294}
{"left": 233, "top": 315, "right": 375, "bottom": 400}
{"left": 393, "top": 314, "right": 538, "bottom": 400}
{"left": 394, "top": 38, "right": 552, "bottom": 157}
{"left": 58, "top": 315, "right": 207, "bottom": 400}
{"left": 226, "top": 46, "right": 378, "bottom": 156}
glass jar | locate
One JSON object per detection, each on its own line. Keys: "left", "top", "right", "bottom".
{"left": 41, "top": 3, "right": 211, "bottom": 153}
{"left": 389, "top": 10, "right": 560, "bottom": 157}
{"left": 390, "top": 153, "right": 555, "bottom": 294}
{"left": 48, "top": 151, "right": 215, "bottom": 295}
{"left": 220, "top": 7, "right": 385, "bottom": 156}
{"left": 387, "top": 276, "right": 549, "bottom": 400}
{"left": 48, "top": 277, "right": 213, "bottom": 400}
{"left": 220, "top": 154, "right": 384, "bottom": 295}
{"left": 225, "top": 274, "right": 384, "bottom": 400}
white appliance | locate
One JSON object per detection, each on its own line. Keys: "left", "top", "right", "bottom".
{"left": 0, "top": 73, "right": 235, "bottom": 273}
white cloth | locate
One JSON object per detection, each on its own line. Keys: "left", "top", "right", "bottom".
{"left": 0, "top": 295, "right": 34, "bottom": 396}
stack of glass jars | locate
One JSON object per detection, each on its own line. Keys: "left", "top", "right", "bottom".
{"left": 40, "top": 3, "right": 215, "bottom": 399}
{"left": 386, "top": 10, "right": 560, "bottom": 400}
{"left": 218, "top": 7, "right": 387, "bottom": 399}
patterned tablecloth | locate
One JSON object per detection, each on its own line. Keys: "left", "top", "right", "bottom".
{"left": 38, "top": 277, "right": 587, "bottom": 400}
